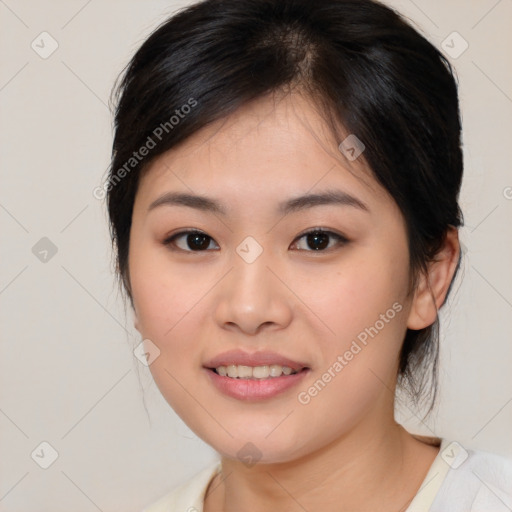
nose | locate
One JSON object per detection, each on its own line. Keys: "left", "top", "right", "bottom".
{"left": 213, "top": 246, "right": 293, "bottom": 336}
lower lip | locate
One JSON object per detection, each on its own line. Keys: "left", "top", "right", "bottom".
{"left": 204, "top": 368, "right": 310, "bottom": 401}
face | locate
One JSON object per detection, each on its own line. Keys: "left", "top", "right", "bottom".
{"left": 128, "top": 92, "right": 418, "bottom": 464}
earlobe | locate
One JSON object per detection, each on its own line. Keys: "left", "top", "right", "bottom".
{"left": 407, "top": 227, "right": 460, "bottom": 330}
{"left": 133, "top": 308, "right": 140, "bottom": 333}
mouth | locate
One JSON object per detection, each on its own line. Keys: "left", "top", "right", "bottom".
{"left": 202, "top": 350, "right": 311, "bottom": 401}
{"left": 203, "top": 351, "right": 311, "bottom": 402}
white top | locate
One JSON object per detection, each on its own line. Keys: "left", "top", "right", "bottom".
{"left": 142, "top": 439, "right": 512, "bottom": 512}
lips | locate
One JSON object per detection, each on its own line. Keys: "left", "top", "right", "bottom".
{"left": 203, "top": 349, "right": 309, "bottom": 373}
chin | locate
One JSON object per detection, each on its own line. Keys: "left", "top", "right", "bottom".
{"left": 200, "top": 430, "right": 311, "bottom": 466}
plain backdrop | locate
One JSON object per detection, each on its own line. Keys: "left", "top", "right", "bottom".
{"left": 1, "top": 0, "right": 511, "bottom": 510}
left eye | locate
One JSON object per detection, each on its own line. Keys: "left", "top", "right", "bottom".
{"left": 291, "top": 228, "right": 348, "bottom": 252}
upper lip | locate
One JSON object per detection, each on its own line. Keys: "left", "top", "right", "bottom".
{"left": 203, "top": 350, "right": 309, "bottom": 372}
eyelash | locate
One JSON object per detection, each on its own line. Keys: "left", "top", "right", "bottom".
{"left": 162, "top": 228, "right": 349, "bottom": 254}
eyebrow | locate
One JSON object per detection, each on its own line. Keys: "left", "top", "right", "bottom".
{"left": 147, "top": 189, "right": 369, "bottom": 216}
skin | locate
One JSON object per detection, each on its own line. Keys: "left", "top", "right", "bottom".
{"left": 128, "top": 91, "right": 460, "bottom": 512}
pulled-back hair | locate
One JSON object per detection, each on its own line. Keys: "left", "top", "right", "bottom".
{"left": 106, "top": 0, "right": 463, "bottom": 411}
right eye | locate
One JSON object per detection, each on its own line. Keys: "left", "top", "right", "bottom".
{"left": 163, "top": 230, "right": 220, "bottom": 252}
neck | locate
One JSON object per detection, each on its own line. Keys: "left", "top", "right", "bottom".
{"left": 205, "top": 418, "right": 438, "bottom": 512}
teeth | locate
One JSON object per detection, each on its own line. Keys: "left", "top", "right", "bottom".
{"left": 214, "top": 364, "right": 299, "bottom": 379}
{"left": 237, "top": 365, "right": 253, "bottom": 378}
{"left": 253, "top": 365, "right": 270, "bottom": 378}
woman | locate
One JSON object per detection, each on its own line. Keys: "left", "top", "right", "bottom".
{"left": 104, "top": 0, "right": 512, "bottom": 510}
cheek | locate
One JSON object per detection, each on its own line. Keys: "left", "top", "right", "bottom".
{"left": 292, "top": 266, "right": 408, "bottom": 440}
{"left": 130, "top": 240, "right": 202, "bottom": 339}
{"left": 128, "top": 237, "right": 225, "bottom": 357}
{"left": 297, "top": 251, "right": 410, "bottom": 404}
{"left": 298, "top": 252, "right": 408, "bottom": 344}
{"left": 129, "top": 249, "right": 208, "bottom": 419}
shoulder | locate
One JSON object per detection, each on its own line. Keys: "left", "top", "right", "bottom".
{"left": 431, "top": 441, "right": 512, "bottom": 512}
{"left": 141, "top": 462, "right": 221, "bottom": 512}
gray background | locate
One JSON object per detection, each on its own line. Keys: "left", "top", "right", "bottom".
{"left": 1, "top": 0, "right": 511, "bottom": 510}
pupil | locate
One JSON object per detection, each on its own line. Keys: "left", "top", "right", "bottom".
{"left": 307, "top": 231, "right": 329, "bottom": 250}
{"left": 188, "top": 233, "right": 209, "bottom": 250}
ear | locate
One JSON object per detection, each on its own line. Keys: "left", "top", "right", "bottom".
{"left": 407, "top": 227, "right": 460, "bottom": 330}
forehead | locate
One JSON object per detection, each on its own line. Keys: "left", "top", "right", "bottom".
{"left": 136, "top": 92, "right": 390, "bottom": 213}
